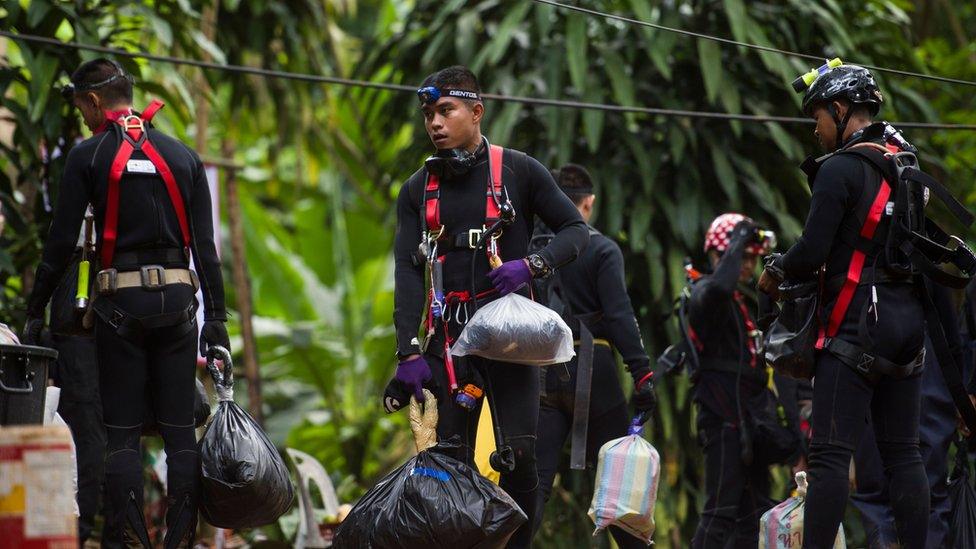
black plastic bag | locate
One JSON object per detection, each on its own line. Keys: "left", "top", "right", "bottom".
{"left": 199, "top": 346, "right": 294, "bottom": 528}
{"left": 334, "top": 441, "right": 526, "bottom": 548}
{"left": 764, "top": 279, "right": 819, "bottom": 380}
{"left": 949, "top": 438, "right": 976, "bottom": 548}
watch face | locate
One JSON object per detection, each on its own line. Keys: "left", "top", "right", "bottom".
{"left": 530, "top": 255, "right": 547, "bottom": 274}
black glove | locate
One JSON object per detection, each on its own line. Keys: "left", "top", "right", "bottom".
{"left": 21, "top": 317, "right": 45, "bottom": 346}
{"left": 383, "top": 377, "right": 411, "bottom": 414}
{"left": 731, "top": 219, "right": 760, "bottom": 243}
{"left": 763, "top": 252, "right": 785, "bottom": 280}
{"left": 199, "top": 320, "right": 230, "bottom": 357}
{"left": 630, "top": 367, "right": 657, "bottom": 421}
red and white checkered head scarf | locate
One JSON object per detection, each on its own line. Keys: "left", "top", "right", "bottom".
{"left": 704, "top": 213, "right": 768, "bottom": 255}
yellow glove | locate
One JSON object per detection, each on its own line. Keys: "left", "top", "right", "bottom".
{"left": 409, "top": 389, "right": 438, "bottom": 452}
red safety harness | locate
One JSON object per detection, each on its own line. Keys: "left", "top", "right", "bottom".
{"left": 98, "top": 100, "right": 190, "bottom": 268}
{"left": 421, "top": 144, "right": 506, "bottom": 390}
{"left": 423, "top": 144, "right": 505, "bottom": 236}
{"left": 815, "top": 143, "right": 898, "bottom": 349}
{"left": 733, "top": 291, "right": 760, "bottom": 369}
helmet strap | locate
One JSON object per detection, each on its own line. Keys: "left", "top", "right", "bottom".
{"left": 828, "top": 102, "right": 856, "bottom": 151}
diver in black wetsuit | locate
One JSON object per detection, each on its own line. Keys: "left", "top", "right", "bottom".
{"left": 528, "top": 164, "right": 655, "bottom": 548}
{"left": 387, "top": 65, "right": 589, "bottom": 548}
{"left": 24, "top": 58, "right": 228, "bottom": 548}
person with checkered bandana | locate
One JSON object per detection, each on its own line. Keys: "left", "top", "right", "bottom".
{"left": 689, "top": 213, "right": 779, "bottom": 548}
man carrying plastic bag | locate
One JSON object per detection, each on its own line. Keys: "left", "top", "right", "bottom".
{"left": 588, "top": 414, "right": 660, "bottom": 545}
{"left": 386, "top": 65, "right": 588, "bottom": 547}
{"left": 336, "top": 390, "right": 526, "bottom": 547}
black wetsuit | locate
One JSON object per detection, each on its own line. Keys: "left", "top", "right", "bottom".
{"left": 393, "top": 144, "right": 588, "bottom": 548}
{"left": 687, "top": 225, "right": 773, "bottom": 548}
{"left": 775, "top": 124, "right": 928, "bottom": 549}
{"left": 27, "top": 117, "right": 224, "bottom": 548}
{"left": 529, "top": 225, "right": 649, "bottom": 548}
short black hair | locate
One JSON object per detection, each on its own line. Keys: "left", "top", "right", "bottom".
{"left": 420, "top": 66, "right": 481, "bottom": 97}
{"left": 70, "top": 58, "right": 133, "bottom": 105}
{"left": 552, "top": 164, "right": 594, "bottom": 206}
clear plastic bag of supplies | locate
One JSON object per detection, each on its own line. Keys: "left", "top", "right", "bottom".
{"left": 199, "top": 346, "right": 294, "bottom": 528}
{"left": 588, "top": 414, "right": 660, "bottom": 544}
{"left": 759, "top": 471, "right": 845, "bottom": 548}
{"left": 450, "top": 293, "right": 574, "bottom": 366}
{"left": 334, "top": 391, "right": 526, "bottom": 548}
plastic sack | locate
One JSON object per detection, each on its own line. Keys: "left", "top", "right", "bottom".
{"left": 0, "top": 323, "right": 18, "bottom": 345}
{"left": 199, "top": 346, "right": 294, "bottom": 528}
{"left": 588, "top": 416, "right": 660, "bottom": 544}
{"left": 334, "top": 392, "right": 526, "bottom": 548}
{"left": 763, "top": 280, "right": 819, "bottom": 380}
{"left": 759, "top": 472, "right": 845, "bottom": 549}
{"left": 450, "top": 293, "right": 574, "bottom": 366}
{"left": 948, "top": 439, "right": 976, "bottom": 548}
{"left": 44, "top": 387, "right": 79, "bottom": 517}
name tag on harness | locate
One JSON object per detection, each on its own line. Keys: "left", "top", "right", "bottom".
{"left": 126, "top": 159, "right": 157, "bottom": 174}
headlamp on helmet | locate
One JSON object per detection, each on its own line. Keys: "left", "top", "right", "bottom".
{"left": 791, "top": 58, "right": 843, "bottom": 92}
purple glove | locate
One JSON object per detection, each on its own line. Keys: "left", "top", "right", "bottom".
{"left": 395, "top": 355, "right": 432, "bottom": 403}
{"left": 487, "top": 259, "right": 532, "bottom": 296}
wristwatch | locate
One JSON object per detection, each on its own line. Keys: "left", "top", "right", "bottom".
{"left": 526, "top": 254, "right": 552, "bottom": 279}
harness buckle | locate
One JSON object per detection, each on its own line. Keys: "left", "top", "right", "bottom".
{"left": 119, "top": 114, "right": 144, "bottom": 132}
{"left": 467, "top": 228, "right": 483, "bottom": 249}
{"left": 855, "top": 353, "right": 874, "bottom": 375}
{"left": 96, "top": 268, "right": 118, "bottom": 295}
{"left": 140, "top": 265, "right": 166, "bottom": 290}
{"left": 109, "top": 309, "right": 125, "bottom": 329}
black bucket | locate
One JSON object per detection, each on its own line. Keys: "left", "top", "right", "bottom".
{"left": 0, "top": 344, "right": 58, "bottom": 426}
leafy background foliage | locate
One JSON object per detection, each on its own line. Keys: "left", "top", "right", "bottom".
{"left": 2, "top": 0, "right": 974, "bottom": 545}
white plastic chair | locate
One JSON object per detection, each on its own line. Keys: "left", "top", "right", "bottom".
{"left": 286, "top": 448, "right": 341, "bottom": 549}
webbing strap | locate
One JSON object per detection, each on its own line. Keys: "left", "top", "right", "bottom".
{"left": 570, "top": 321, "right": 594, "bottom": 470}
{"left": 486, "top": 144, "right": 504, "bottom": 224}
{"left": 100, "top": 101, "right": 191, "bottom": 268}
{"left": 141, "top": 140, "right": 191, "bottom": 249}
{"left": 101, "top": 139, "right": 135, "bottom": 267}
{"left": 423, "top": 144, "right": 505, "bottom": 233}
{"left": 817, "top": 178, "right": 891, "bottom": 348}
{"left": 733, "top": 291, "right": 758, "bottom": 368}
{"left": 920, "top": 280, "right": 976, "bottom": 437}
{"left": 141, "top": 99, "right": 164, "bottom": 122}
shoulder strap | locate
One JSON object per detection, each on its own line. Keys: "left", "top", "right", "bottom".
{"left": 421, "top": 144, "right": 507, "bottom": 236}
{"left": 423, "top": 171, "right": 441, "bottom": 234}
{"left": 485, "top": 144, "right": 504, "bottom": 225}
{"left": 100, "top": 100, "right": 191, "bottom": 268}
{"left": 817, "top": 158, "right": 892, "bottom": 345}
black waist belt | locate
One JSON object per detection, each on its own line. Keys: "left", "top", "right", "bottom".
{"left": 113, "top": 248, "right": 188, "bottom": 270}
{"left": 436, "top": 228, "right": 486, "bottom": 253}
{"left": 93, "top": 298, "right": 197, "bottom": 341}
{"left": 824, "top": 266, "right": 912, "bottom": 296}
{"left": 824, "top": 337, "right": 925, "bottom": 379}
